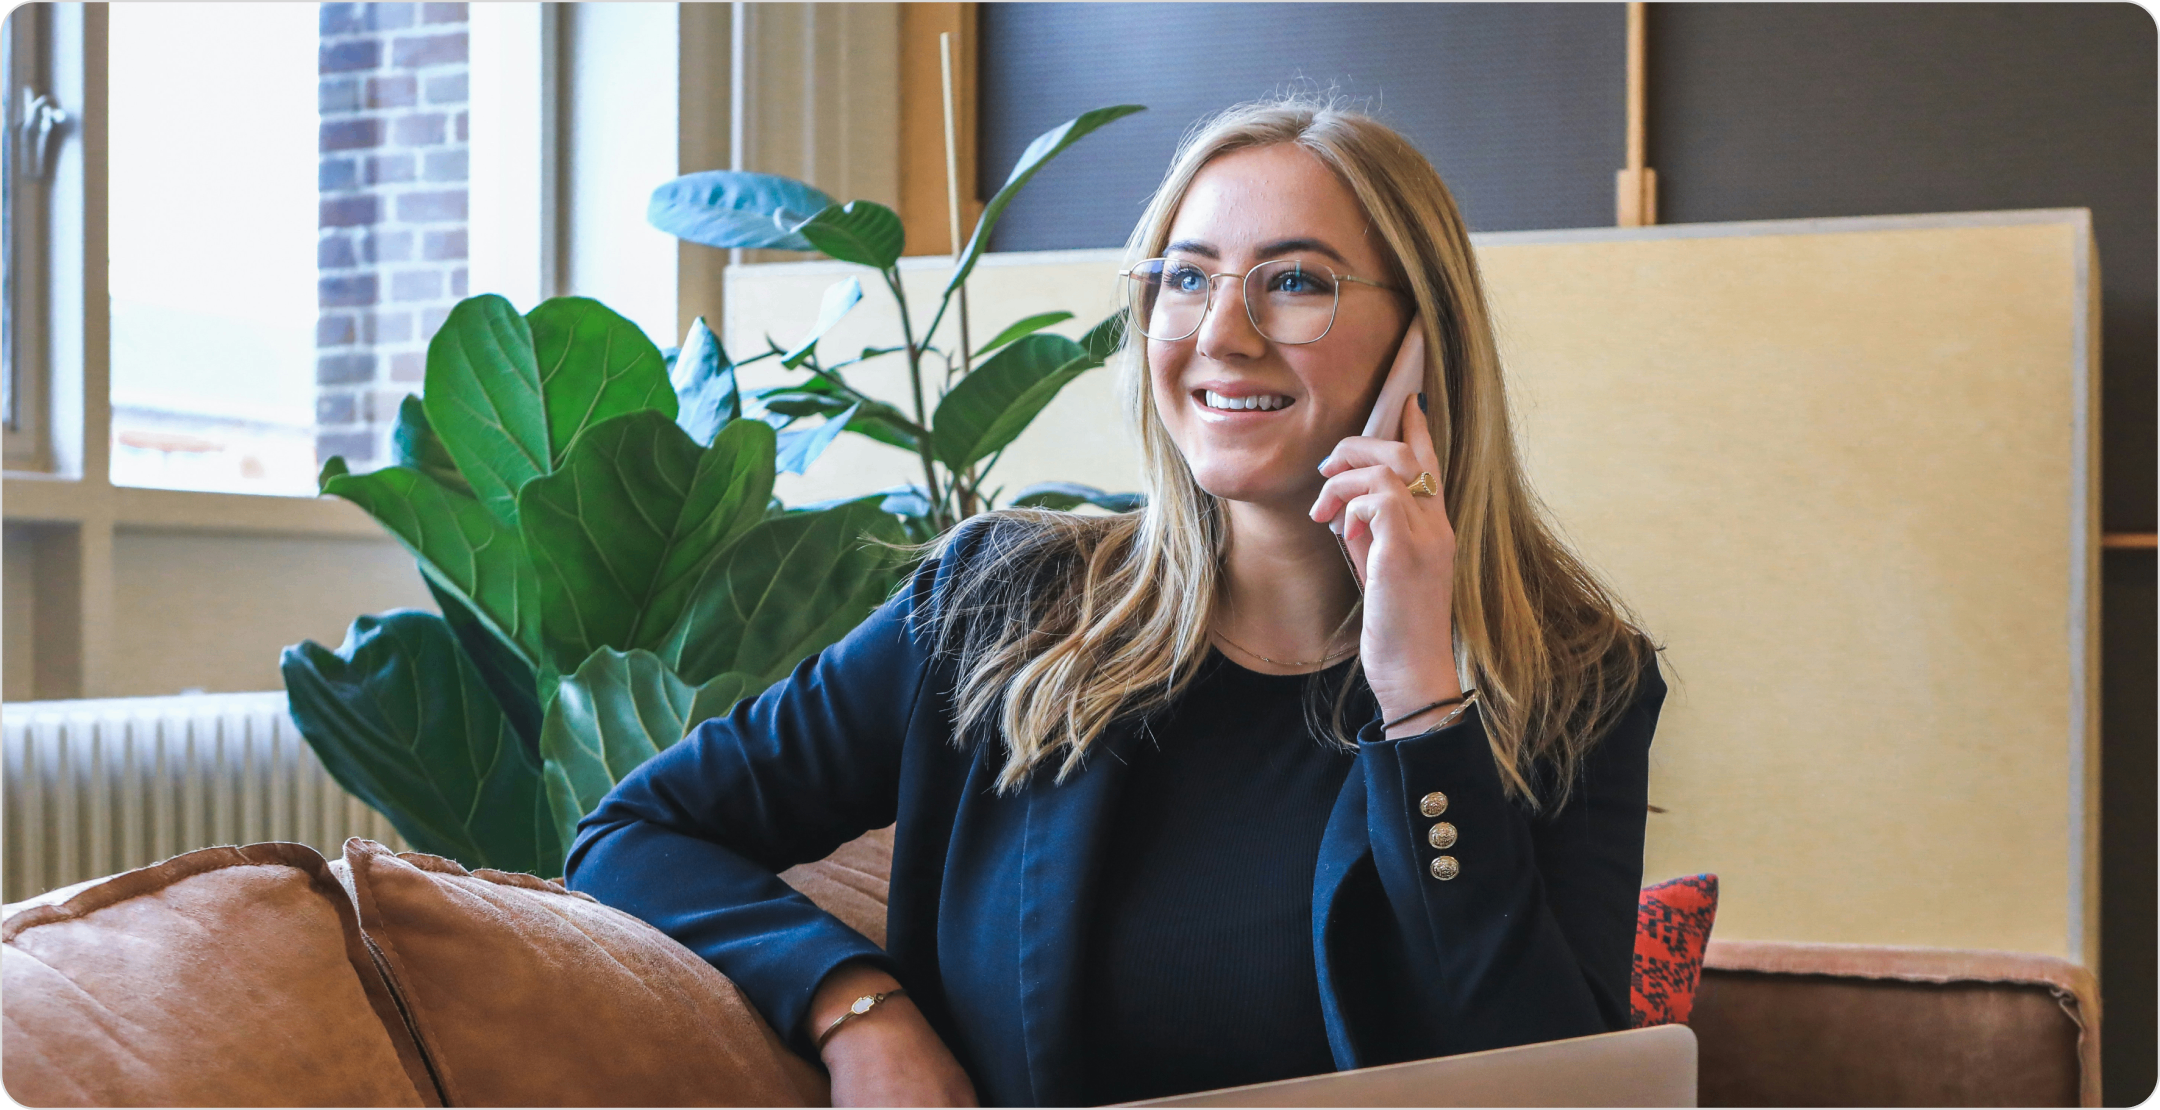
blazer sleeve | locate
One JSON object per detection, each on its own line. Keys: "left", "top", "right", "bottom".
{"left": 1355, "top": 657, "right": 1666, "bottom": 1053}
{"left": 562, "top": 537, "right": 966, "bottom": 1057}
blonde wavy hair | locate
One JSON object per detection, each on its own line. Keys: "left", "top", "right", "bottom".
{"left": 928, "top": 96, "right": 1654, "bottom": 806}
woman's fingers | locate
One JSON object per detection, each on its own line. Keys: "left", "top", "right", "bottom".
{"left": 1310, "top": 463, "right": 1402, "bottom": 526}
{"left": 1317, "top": 436, "right": 1422, "bottom": 485}
{"left": 1402, "top": 391, "right": 1442, "bottom": 474}
{"left": 1345, "top": 486, "right": 1439, "bottom": 547}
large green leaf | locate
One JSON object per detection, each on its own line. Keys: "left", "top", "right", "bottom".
{"left": 538, "top": 647, "right": 760, "bottom": 857}
{"left": 782, "top": 278, "right": 864, "bottom": 368}
{"left": 422, "top": 295, "right": 549, "bottom": 529}
{"left": 423, "top": 574, "right": 541, "bottom": 756}
{"left": 320, "top": 458, "right": 544, "bottom": 667}
{"left": 647, "top": 171, "right": 836, "bottom": 252}
{"left": 1079, "top": 310, "right": 1127, "bottom": 362}
{"left": 390, "top": 394, "right": 472, "bottom": 495}
{"left": 659, "top": 498, "right": 907, "bottom": 686}
{"left": 930, "top": 333, "right": 1097, "bottom": 471}
{"left": 518, "top": 411, "right": 777, "bottom": 674}
{"left": 795, "top": 200, "right": 905, "bottom": 270}
{"left": 978, "top": 311, "right": 1074, "bottom": 357}
{"left": 281, "top": 610, "right": 560, "bottom": 877}
{"left": 687, "top": 671, "right": 762, "bottom": 729}
{"left": 527, "top": 297, "right": 677, "bottom": 466}
{"left": 946, "top": 105, "right": 1144, "bottom": 295}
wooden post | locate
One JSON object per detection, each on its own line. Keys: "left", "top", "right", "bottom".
{"left": 898, "top": 4, "right": 979, "bottom": 256}
{"left": 1615, "top": 1, "right": 1658, "bottom": 227}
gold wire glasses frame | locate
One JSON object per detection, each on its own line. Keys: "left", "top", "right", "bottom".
{"left": 1118, "top": 257, "right": 1402, "bottom": 345}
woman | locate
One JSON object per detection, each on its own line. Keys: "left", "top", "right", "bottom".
{"left": 566, "top": 97, "right": 1663, "bottom": 1108}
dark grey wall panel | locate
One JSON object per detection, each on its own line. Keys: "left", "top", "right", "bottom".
{"left": 2102, "top": 549, "right": 2157, "bottom": 1108}
{"left": 977, "top": 3, "right": 1626, "bottom": 250}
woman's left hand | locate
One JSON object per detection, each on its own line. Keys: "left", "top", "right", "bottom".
{"left": 1310, "top": 389, "right": 1464, "bottom": 737}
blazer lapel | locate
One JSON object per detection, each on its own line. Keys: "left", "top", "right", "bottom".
{"left": 1015, "top": 721, "right": 1143, "bottom": 1105}
{"left": 1312, "top": 755, "right": 1373, "bottom": 1070}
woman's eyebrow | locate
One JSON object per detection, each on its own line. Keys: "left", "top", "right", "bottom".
{"left": 1256, "top": 237, "right": 1350, "bottom": 265}
{"left": 1165, "top": 238, "right": 1352, "bottom": 265}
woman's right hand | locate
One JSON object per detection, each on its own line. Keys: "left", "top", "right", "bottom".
{"left": 809, "top": 963, "right": 978, "bottom": 1107}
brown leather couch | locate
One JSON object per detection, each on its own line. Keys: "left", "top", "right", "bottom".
{"left": 1, "top": 832, "right": 2100, "bottom": 1107}
{"left": 1693, "top": 939, "right": 2100, "bottom": 1107}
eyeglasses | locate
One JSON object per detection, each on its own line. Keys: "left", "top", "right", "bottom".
{"left": 1118, "top": 257, "right": 1401, "bottom": 345}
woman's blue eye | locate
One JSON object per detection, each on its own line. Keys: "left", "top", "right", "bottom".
{"left": 1166, "top": 265, "right": 1207, "bottom": 293}
{"left": 1271, "top": 269, "right": 1327, "bottom": 295}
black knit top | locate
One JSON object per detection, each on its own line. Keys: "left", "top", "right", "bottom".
{"left": 1074, "top": 648, "right": 1373, "bottom": 1105}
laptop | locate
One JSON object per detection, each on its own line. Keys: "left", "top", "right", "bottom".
{"left": 1127, "top": 1024, "right": 1698, "bottom": 1107}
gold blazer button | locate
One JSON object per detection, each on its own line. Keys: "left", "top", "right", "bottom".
{"left": 1427, "top": 822, "right": 1457, "bottom": 850}
{"left": 1419, "top": 791, "right": 1449, "bottom": 817}
{"left": 1429, "top": 855, "right": 1461, "bottom": 881}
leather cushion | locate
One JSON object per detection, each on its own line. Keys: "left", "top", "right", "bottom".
{"left": 1693, "top": 970, "right": 2083, "bottom": 1106}
{"left": 1630, "top": 873, "right": 1719, "bottom": 1026}
{"left": 1, "top": 842, "right": 433, "bottom": 1107}
{"left": 340, "top": 838, "right": 825, "bottom": 1107}
{"left": 780, "top": 825, "right": 893, "bottom": 948}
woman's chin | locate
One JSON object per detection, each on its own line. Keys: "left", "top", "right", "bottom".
{"left": 1188, "top": 462, "right": 1318, "bottom": 511}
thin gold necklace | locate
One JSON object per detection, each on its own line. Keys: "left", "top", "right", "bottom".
{"left": 1211, "top": 627, "right": 1358, "bottom": 668}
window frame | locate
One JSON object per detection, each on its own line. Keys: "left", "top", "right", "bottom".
{"left": 3, "top": 3, "right": 56, "bottom": 473}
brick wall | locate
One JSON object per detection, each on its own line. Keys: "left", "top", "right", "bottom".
{"left": 316, "top": 2, "right": 469, "bottom": 468}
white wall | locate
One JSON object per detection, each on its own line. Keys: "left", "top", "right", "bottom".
{"left": 3, "top": 529, "right": 36, "bottom": 700}
{"left": 106, "top": 531, "right": 434, "bottom": 697}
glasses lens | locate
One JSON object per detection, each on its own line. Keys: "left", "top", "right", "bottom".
{"left": 1245, "top": 260, "right": 1339, "bottom": 344}
{"left": 1125, "top": 259, "right": 1210, "bottom": 341}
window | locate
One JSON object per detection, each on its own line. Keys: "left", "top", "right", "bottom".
{"left": 108, "top": 3, "right": 317, "bottom": 494}
{"left": 106, "top": 2, "right": 472, "bottom": 496}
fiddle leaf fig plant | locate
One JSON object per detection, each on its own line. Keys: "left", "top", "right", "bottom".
{"left": 284, "top": 294, "right": 905, "bottom": 878}
{"left": 283, "top": 103, "right": 1149, "bottom": 878}
{"left": 647, "top": 102, "right": 1148, "bottom": 531}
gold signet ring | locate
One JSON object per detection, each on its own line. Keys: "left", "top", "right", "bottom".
{"left": 1406, "top": 471, "right": 1440, "bottom": 498}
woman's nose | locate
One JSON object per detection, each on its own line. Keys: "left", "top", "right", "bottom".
{"left": 1195, "top": 274, "right": 1266, "bottom": 361}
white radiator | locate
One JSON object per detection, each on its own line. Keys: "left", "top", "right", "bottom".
{"left": 2, "top": 692, "right": 404, "bottom": 904}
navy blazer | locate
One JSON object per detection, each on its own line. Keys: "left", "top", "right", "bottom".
{"left": 566, "top": 521, "right": 1666, "bottom": 1107}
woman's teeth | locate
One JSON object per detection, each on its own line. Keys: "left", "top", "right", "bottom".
{"left": 1202, "top": 390, "right": 1291, "bottom": 411}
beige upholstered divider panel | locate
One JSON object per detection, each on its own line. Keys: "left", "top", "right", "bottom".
{"left": 724, "top": 210, "right": 2099, "bottom": 966}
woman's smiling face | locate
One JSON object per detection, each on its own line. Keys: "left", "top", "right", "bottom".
{"left": 1148, "top": 142, "right": 1411, "bottom": 511}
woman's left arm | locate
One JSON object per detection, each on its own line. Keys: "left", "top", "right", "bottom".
{"left": 1356, "top": 662, "right": 1665, "bottom": 1051}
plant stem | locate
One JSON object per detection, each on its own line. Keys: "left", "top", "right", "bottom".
{"left": 962, "top": 449, "right": 1003, "bottom": 514}
{"left": 958, "top": 466, "right": 980, "bottom": 517}
{"left": 884, "top": 268, "right": 947, "bottom": 527}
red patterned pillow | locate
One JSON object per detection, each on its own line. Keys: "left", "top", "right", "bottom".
{"left": 1630, "top": 873, "right": 1719, "bottom": 1027}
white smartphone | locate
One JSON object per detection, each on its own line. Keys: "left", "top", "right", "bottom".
{"left": 1328, "top": 323, "right": 1428, "bottom": 538}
